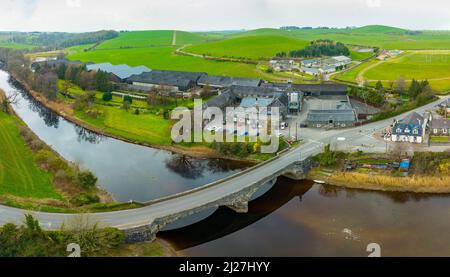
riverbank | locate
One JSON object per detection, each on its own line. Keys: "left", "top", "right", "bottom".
{"left": 308, "top": 168, "right": 450, "bottom": 193}
{"left": 308, "top": 150, "right": 450, "bottom": 193}
{"left": 0, "top": 89, "right": 152, "bottom": 213}
{"left": 9, "top": 73, "right": 268, "bottom": 163}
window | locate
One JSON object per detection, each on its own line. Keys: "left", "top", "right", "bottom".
{"left": 434, "top": 129, "right": 438, "bottom": 134}
{"left": 396, "top": 128, "right": 402, "bottom": 134}
{"left": 412, "top": 129, "right": 419, "bottom": 135}
{"left": 444, "top": 129, "right": 448, "bottom": 134}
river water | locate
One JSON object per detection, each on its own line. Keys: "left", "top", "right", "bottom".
{"left": 2, "top": 69, "right": 450, "bottom": 256}
{"left": 0, "top": 70, "right": 247, "bottom": 202}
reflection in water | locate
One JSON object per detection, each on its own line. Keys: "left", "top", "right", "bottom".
{"left": 74, "top": 125, "right": 106, "bottom": 144}
{"left": 159, "top": 177, "right": 313, "bottom": 250}
{"left": 165, "top": 155, "right": 205, "bottom": 179}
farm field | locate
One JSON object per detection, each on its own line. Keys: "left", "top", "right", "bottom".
{"left": 96, "top": 30, "right": 210, "bottom": 49}
{"left": 0, "top": 111, "right": 60, "bottom": 199}
{"left": 224, "top": 26, "right": 450, "bottom": 50}
{"left": 67, "top": 45, "right": 263, "bottom": 78}
{"left": 361, "top": 51, "right": 450, "bottom": 93}
{"left": 185, "top": 35, "right": 309, "bottom": 60}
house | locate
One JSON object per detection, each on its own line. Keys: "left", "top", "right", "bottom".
{"left": 430, "top": 118, "right": 450, "bottom": 136}
{"left": 319, "top": 65, "right": 336, "bottom": 74}
{"left": 301, "top": 59, "right": 320, "bottom": 68}
{"left": 269, "top": 60, "right": 297, "bottom": 71}
{"left": 87, "top": 63, "right": 151, "bottom": 81}
{"left": 197, "top": 75, "right": 262, "bottom": 89}
{"left": 127, "top": 70, "right": 206, "bottom": 92}
{"left": 300, "top": 67, "right": 320, "bottom": 76}
{"left": 391, "top": 112, "right": 426, "bottom": 143}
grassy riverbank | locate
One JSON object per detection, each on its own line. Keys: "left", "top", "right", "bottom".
{"left": 309, "top": 148, "right": 450, "bottom": 193}
{"left": 0, "top": 89, "right": 147, "bottom": 212}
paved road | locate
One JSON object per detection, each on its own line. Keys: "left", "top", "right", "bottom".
{"left": 0, "top": 96, "right": 448, "bottom": 230}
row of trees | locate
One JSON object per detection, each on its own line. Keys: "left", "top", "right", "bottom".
{"left": 286, "top": 40, "right": 350, "bottom": 58}
{"left": 55, "top": 63, "right": 111, "bottom": 92}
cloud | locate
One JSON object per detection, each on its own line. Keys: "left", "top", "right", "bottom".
{"left": 366, "top": 0, "right": 382, "bottom": 8}
{"left": 66, "top": 0, "right": 82, "bottom": 8}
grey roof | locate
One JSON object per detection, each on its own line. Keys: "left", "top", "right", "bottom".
{"left": 240, "top": 97, "right": 275, "bottom": 108}
{"left": 262, "top": 83, "right": 348, "bottom": 94}
{"left": 431, "top": 118, "right": 450, "bottom": 129}
{"left": 127, "top": 70, "right": 206, "bottom": 88}
{"left": 87, "top": 63, "right": 151, "bottom": 80}
{"left": 307, "top": 109, "right": 356, "bottom": 122}
{"left": 398, "top": 112, "right": 424, "bottom": 125}
{"left": 300, "top": 67, "right": 320, "bottom": 74}
{"left": 197, "top": 75, "right": 262, "bottom": 88}
{"left": 204, "top": 85, "right": 290, "bottom": 111}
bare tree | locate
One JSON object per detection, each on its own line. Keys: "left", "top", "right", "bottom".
{"left": 395, "top": 76, "right": 406, "bottom": 96}
{"left": 0, "top": 90, "right": 19, "bottom": 114}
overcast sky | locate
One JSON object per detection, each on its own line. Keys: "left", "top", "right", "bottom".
{"left": 0, "top": 0, "right": 449, "bottom": 32}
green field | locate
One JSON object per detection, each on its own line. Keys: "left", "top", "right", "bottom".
{"left": 185, "top": 35, "right": 309, "bottom": 60}
{"left": 96, "top": 30, "right": 210, "bottom": 49}
{"left": 68, "top": 45, "right": 262, "bottom": 78}
{"left": 0, "top": 112, "right": 60, "bottom": 199}
{"left": 0, "top": 42, "right": 34, "bottom": 49}
{"left": 75, "top": 105, "right": 173, "bottom": 146}
{"left": 357, "top": 51, "right": 450, "bottom": 92}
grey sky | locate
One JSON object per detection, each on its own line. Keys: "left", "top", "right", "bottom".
{"left": 0, "top": 0, "right": 449, "bottom": 32}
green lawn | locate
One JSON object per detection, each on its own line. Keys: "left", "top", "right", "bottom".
{"left": 0, "top": 112, "right": 60, "bottom": 199}
{"left": 185, "top": 35, "right": 309, "bottom": 60}
{"left": 75, "top": 106, "right": 173, "bottom": 146}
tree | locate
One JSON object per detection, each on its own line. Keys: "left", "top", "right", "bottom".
{"left": 375, "top": 80, "right": 384, "bottom": 92}
{"left": 0, "top": 91, "right": 19, "bottom": 114}
{"left": 77, "top": 171, "right": 98, "bottom": 189}
{"left": 122, "top": 100, "right": 131, "bottom": 111}
{"left": 95, "top": 70, "right": 111, "bottom": 92}
{"left": 123, "top": 95, "right": 133, "bottom": 104}
{"left": 201, "top": 84, "right": 212, "bottom": 98}
{"left": 395, "top": 76, "right": 406, "bottom": 96}
{"left": 102, "top": 91, "right": 112, "bottom": 102}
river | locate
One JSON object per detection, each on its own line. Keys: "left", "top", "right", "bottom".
{"left": 2, "top": 70, "right": 450, "bottom": 256}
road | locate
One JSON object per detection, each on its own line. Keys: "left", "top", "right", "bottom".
{"left": 0, "top": 95, "right": 448, "bottom": 231}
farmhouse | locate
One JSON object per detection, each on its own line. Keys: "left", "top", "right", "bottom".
{"left": 391, "top": 112, "right": 427, "bottom": 144}
{"left": 301, "top": 59, "right": 320, "bottom": 67}
{"left": 269, "top": 60, "right": 298, "bottom": 71}
{"left": 197, "top": 75, "right": 262, "bottom": 89}
{"left": 127, "top": 70, "right": 206, "bottom": 92}
{"left": 300, "top": 67, "right": 320, "bottom": 76}
{"left": 87, "top": 63, "right": 151, "bottom": 81}
{"left": 306, "top": 95, "right": 357, "bottom": 128}
{"left": 430, "top": 118, "right": 450, "bottom": 136}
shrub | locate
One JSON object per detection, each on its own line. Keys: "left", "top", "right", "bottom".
{"left": 72, "top": 193, "right": 100, "bottom": 206}
{"left": 77, "top": 171, "right": 98, "bottom": 189}
{"left": 102, "top": 91, "right": 112, "bottom": 102}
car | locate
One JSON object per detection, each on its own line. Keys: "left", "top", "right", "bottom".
{"left": 299, "top": 124, "right": 308, "bottom": 128}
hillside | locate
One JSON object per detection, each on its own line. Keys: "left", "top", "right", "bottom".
{"left": 350, "top": 25, "right": 408, "bottom": 34}
{"left": 95, "top": 30, "right": 211, "bottom": 49}
{"left": 185, "top": 35, "right": 309, "bottom": 60}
